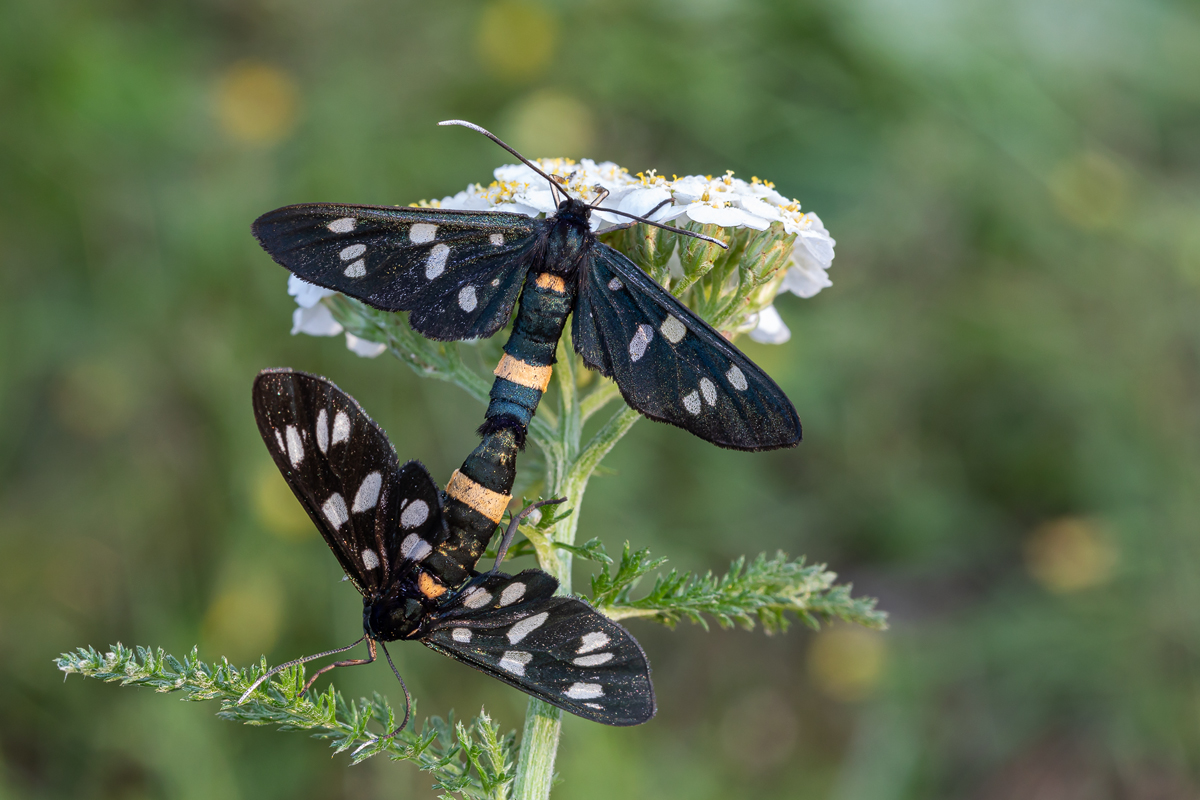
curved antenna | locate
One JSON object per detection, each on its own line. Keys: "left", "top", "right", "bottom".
{"left": 352, "top": 641, "right": 412, "bottom": 755}
{"left": 439, "top": 119, "right": 564, "bottom": 203}
{"left": 593, "top": 205, "right": 729, "bottom": 250}
{"left": 491, "top": 497, "right": 568, "bottom": 572}
{"left": 440, "top": 119, "right": 728, "bottom": 250}
{"left": 237, "top": 635, "right": 367, "bottom": 704}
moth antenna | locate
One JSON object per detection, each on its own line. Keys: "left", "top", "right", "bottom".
{"left": 352, "top": 641, "right": 412, "bottom": 755}
{"left": 590, "top": 185, "right": 611, "bottom": 206}
{"left": 594, "top": 205, "right": 729, "bottom": 249}
{"left": 439, "top": 119, "right": 565, "bottom": 202}
{"left": 237, "top": 635, "right": 367, "bottom": 704}
{"left": 492, "top": 496, "right": 567, "bottom": 572}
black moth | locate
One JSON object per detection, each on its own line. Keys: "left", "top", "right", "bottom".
{"left": 253, "top": 120, "right": 801, "bottom": 452}
{"left": 245, "top": 369, "right": 655, "bottom": 733}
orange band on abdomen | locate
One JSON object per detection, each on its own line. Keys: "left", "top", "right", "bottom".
{"left": 535, "top": 272, "right": 567, "bottom": 293}
{"left": 446, "top": 469, "right": 510, "bottom": 523}
{"left": 494, "top": 353, "right": 553, "bottom": 392}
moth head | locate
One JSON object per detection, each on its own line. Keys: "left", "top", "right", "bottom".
{"left": 365, "top": 594, "right": 426, "bottom": 641}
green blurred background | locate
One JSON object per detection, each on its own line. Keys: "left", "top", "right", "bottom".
{"left": 3, "top": 0, "right": 1200, "bottom": 797}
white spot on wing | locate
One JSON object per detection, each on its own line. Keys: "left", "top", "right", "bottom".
{"left": 498, "top": 651, "right": 532, "bottom": 676}
{"left": 577, "top": 632, "right": 610, "bottom": 653}
{"left": 499, "top": 582, "right": 526, "bottom": 607}
{"left": 700, "top": 377, "right": 717, "bottom": 406}
{"left": 410, "top": 223, "right": 437, "bottom": 243}
{"left": 286, "top": 425, "right": 304, "bottom": 467}
{"left": 489, "top": 233, "right": 504, "bottom": 246}
{"left": 629, "top": 324, "right": 654, "bottom": 362}
{"left": 726, "top": 365, "right": 748, "bottom": 391}
{"left": 327, "top": 217, "right": 355, "bottom": 233}
{"left": 451, "top": 627, "right": 472, "bottom": 643}
{"left": 352, "top": 471, "right": 382, "bottom": 513}
{"left": 322, "top": 493, "right": 348, "bottom": 530}
{"left": 343, "top": 259, "right": 366, "bottom": 278}
{"left": 339, "top": 243, "right": 366, "bottom": 260}
{"left": 274, "top": 429, "right": 285, "bottom": 452}
{"left": 607, "top": 277, "right": 623, "bottom": 291}
{"left": 660, "top": 315, "right": 686, "bottom": 344}
{"left": 463, "top": 588, "right": 492, "bottom": 608}
{"left": 400, "top": 499, "right": 429, "bottom": 528}
{"left": 425, "top": 243, "right": 450, "bottom": 279}
{"left": 458, "top": 285, "right": 477, "bottom": 312}
{"left": 573, "top": 652, "right": 614, "bottom": 667}
{"left": 564, "top": 682, "right": 604, "bottom": 700}
{"left": 683, "top": 390, "right": 701, "bottom": 415}
{"left": 331, "top": 411, "right": 350, "bottom": 445}
{"left": 585, "top": 702, "right": 604, "bottom": 710}
{"left": 506, "top": 611, "right": 548, "bottom": 644}
{"left": 316, "top": 409, "right": 329, "bottom": 453}
{"left": 361, "top": 548, "right": 380, "bottom": 570}
{"left": 399, "top": 533, "right": 431, "bottom": 562}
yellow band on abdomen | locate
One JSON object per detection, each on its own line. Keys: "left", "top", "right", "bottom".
{"left": 535, "top": 272, "right": 567, "bottom": 293}
{"left": 494, "top": 353, "right": 553, "bottom": 392}
{"left": 446, "top": 469, "right": 510, "bottom": 523}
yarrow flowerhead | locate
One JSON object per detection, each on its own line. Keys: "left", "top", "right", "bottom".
{"left": 289, "top": 158, "right": 834, "bottom": 352}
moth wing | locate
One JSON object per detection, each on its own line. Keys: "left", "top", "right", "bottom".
{"left": 572, "top": 245, "right": 802, "bottom": 451}
{"left": 252, "top": 204, "right": 540, "bottom": 340}
{"left": 422, "top": 570, "right": 656, "bottom": 726}
{"left": 251, "top": 369, "right": 445, "bottom": 593}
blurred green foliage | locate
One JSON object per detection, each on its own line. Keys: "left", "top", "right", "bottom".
{"left": 2, "top": 0, "right": 1199, "bottom": 798}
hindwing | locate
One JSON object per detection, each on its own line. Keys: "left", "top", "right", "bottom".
{"left": 572, "top": 245, "right": 802, "bottom": 451}
{"left": 252, "top": 204, "right": 541, "bottom": 340}
{"left": 422, "top": 570, "right": 656, "bottom": 726}
{"left": 252, "top": 369, "right": 445, "bottom": 594}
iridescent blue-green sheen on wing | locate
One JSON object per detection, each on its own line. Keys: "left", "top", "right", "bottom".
{"left": 573, "top": 246, "right": 802, "bottom": 451}
{"left": 252, "top": 204, "right": 539, "bottom": 340}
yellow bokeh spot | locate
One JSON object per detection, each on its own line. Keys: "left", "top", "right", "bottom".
{"left": 808, "top": 628, "right": 887, "bottom": 702}
{"left": 503, "top": 89, "right": 595, "bottom": 160}
{"left": 215, "top": 61, "right": 299, "bottom": 145}
{"left": 1025, "top": 517, "right": 1118, "bottom": 593}
{"left": 54, "top": 358, "right": 136, "bottom": 439}
{"left": 1048, "top": 151, "right": 1128, "bottom": 230}
{"left": 202, "top": 576, "right": 283, "bottom": 662}
{"left": 253, "top": 460, "right": 314, "bottom": 540}
{"left": 476, "top": 0, "right": 559, "bottom": 80}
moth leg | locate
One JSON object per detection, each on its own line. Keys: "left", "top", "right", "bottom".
{"left": 491, "top": 496, "right": 567, "bottom": 572}
{"left": 300, "top": 638, "right": 377, "bottom": 694}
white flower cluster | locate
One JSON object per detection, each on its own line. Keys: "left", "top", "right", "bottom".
{"left": 290, "top": 159, "right": 835, "bottom": 352}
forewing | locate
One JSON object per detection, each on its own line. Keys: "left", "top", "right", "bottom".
{"left": 573, "top": 245, "right": 802, "bottom": 451}
{"left": 252, "top": 369, "right": 445, "bottom": 594}
{"left": 422, "top": 570, "right": 655, "bottom": 726}
{"left": 252, "top": 204, "right": 541, "bottom": 340}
